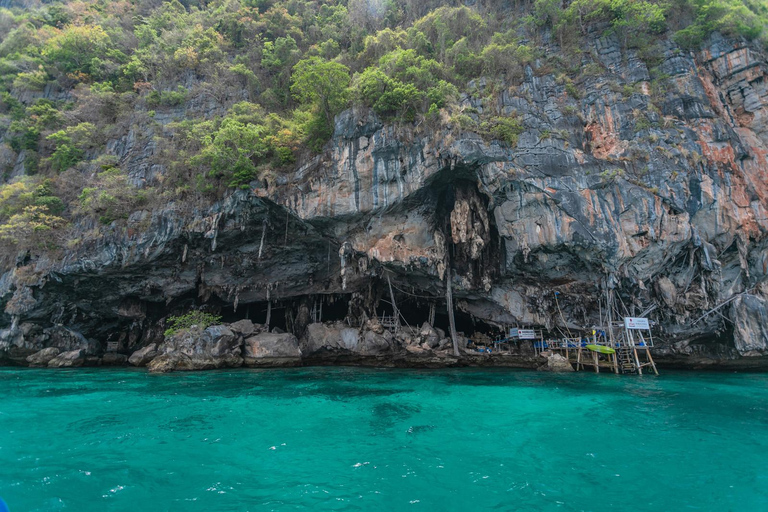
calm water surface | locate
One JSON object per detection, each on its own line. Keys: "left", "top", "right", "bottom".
{"left": 0, "top": 367, "right": 766, "bottom": 511}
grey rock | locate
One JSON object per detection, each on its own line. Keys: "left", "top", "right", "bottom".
{"left": 730, "top": 294, "right": 768, "bottom": 356}
{"left": 152, "top": 325, "right": 242, "bottom": 372}
{"left": 48, "top": 349, "right": 86, "bottom": 368}
{"left": 26, "top": 347, "right": 60, "bottom": 367}
{"left": 538, "top": 353, "right": 575, "bottom": 372}
{"left": 128, "top": 343, "right": 158, "bottom": 367}
{"left": 229, "top": 319, "right": 257, "bottom": 337}
{"left": 101, "top": 353, "right": 128, "bottom": 366}
{"left": 243, "top": 332, "right": 301, "bottom": 366}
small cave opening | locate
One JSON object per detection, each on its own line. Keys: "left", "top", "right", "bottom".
{"left": 221, "top": 293, "right": 355, "bottom": 332}
{"left": 385, "top": 293, "right": 501, "bottom": 340}
{"left": 448, "top": 308, "right": 500, "bottom": 338}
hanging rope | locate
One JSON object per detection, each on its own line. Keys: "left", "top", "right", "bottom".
{"left": 388, "top": 281, "right": 439, "bottom": 299}
{"left": 554, "top": 291, "right": 574, "bottom": 339}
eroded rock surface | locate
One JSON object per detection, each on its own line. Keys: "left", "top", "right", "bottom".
{"left": 243, "top": 332, "right": 301, "bottom": 366}
{"left": 2, "top": 33, "right": 768, "bottom": 369}
{"left": 128, "top": 343, "right": 158, "bottom": 367}
{"left": 48, "top": 349, "right": 86, "bottom": 368}
{"left": 26, "top": 347, "right": 60, "bottom": 367}
{"left": 149, "top": 325, "right": 243, "bottom": 373}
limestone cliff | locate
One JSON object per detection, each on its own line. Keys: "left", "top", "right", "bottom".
{"left": 2, "top": 33, "right": 768, "bottom": 369}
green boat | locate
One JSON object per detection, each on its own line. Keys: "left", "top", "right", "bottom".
{"left": 586, "top": 344, "right": 616, "bottom": 354}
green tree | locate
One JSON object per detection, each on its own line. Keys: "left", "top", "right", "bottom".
{"left": 46, "top": 122, "right": 95, "bottom": 172}
{"left": 42, "top": 24, "right": 112, "bottom": 76}
{"left": 290, "top": 57, "right": 351, "bottom": 129}
{"left": 193, "top": 118, "right": 271, "bottom": 189}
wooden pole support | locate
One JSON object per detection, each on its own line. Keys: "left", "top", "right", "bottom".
{"left": 445, "top": 266, "right": 459, "bottom": 357}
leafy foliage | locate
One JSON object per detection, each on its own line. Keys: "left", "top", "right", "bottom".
{"left": 164, "top": 311, "right": 223, "bottom": 337}
{"left": 0, "top": 0, "right": 765, "bottom": 261}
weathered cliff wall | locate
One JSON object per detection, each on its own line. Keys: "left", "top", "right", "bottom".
{"left": 2, "top": 33, "right": 768, "bottom": 368}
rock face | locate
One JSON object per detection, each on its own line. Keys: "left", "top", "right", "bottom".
{"left": 26, "top": 347, "right": 60, "bottom": 367}
{"left": 48, "top": 349, "right": 86, "bottom": 368}
{"left": 149, "top": 325, "right": 243, "bottom": 373}
{"left": 243, "top": 332, "right": 301, "bottom": 366}
{"left": 128, "top": 343, "right": 158, "bottom": 367}
{"left": 730, "top": 295, "right": 768, "bottom": 356}
{"left": 2, "top": 32, "right": 768, "bottom": 369}
{"left": 538, "top": 353, "right": 575, "bottom": 373}
{"left": 102, "top": 353, "right": 128, "bottom": 366}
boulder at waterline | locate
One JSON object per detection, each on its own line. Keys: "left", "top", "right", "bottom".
{"left": 538, "top": 353, "right": 575, "bottom": 372}
{"left": 48, "top": 349, "right": 86, "bottom": 368}
{"left": 243, "top": 332, "right": 301, "bottom": 367}
{"left": 149, "top": 325, "right": 243, "bottom": 372}
{"left": 26, "top": 347, "right": 60, "bottom": 367}
{"left": 102, "top": 353, "right": 128, "bottom": 366}
{"left": 128, "top": 343, "right": 158, "bottom": 367}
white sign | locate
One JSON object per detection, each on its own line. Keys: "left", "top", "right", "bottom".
{"left": 624, "top": 317, "right": 650, "bottom": 330}
{"left": 516, "top": 329, "right": 537, "bottom": 339}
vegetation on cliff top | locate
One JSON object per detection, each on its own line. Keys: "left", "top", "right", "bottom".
{"left": 0, "top": 0, "right": 766, "bottom": 260}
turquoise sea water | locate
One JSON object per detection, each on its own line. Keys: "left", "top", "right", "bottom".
{"left": 0, "top": 368, "right": 767, "bottom": 511}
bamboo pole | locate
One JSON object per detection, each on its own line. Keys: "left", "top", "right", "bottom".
{"left": 646, "top": 348, "right": 659, "bottom": 375}
{"left": 387, "top": 274, "right": 400, "bottom": 332}
{"left": 633, "top": 346, "right": 643, "bottom": 375}
{"left": 445, "top": 266, "right": 459, "bottom": 357}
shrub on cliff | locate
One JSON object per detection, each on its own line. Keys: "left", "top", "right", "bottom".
{"left": 164, "top": 311, "right": 223, "bottom": 337}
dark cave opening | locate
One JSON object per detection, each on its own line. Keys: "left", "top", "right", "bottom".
{"left": 386, "top": 293, "right": 500, "bottom": 339}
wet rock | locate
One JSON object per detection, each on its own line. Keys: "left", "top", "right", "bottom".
{"left": 102, "top": 353, "right": 128, "bottom": 366}
{"left": 26, "top": 347, "right": 60, "bottom": 367}
{"left": 48, "top": 349, "right": 86, "bottom": 368}
{"left": 147, "top": 354, "right": 177, "bottom": 373}
{"left": 153, "top": 325, "right": 243, "bottom": 371}
{"left": 538, "top": 353, "right": 574, "bottom": 372}
{"left": 243, "top": 332, "right": 301, "bottom": 366}
{"left": 128, "top": 343, "right": 158, "bottom": 367}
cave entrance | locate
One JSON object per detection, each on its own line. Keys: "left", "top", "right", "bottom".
{"left": 222, "top": 293, "right": 354, "bottom": 332}
{"left": 385, "top": 290, "right": 501, "bottom": 341}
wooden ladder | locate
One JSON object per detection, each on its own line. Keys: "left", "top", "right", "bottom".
{"left": 617, "top": 346, "right": 637, "bottom": 374}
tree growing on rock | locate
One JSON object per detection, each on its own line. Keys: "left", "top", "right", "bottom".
{"left": 290, "top": 56, "right": 350, "bottom": 148}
